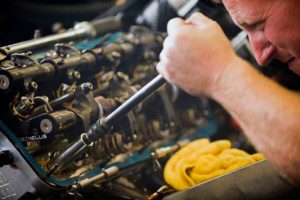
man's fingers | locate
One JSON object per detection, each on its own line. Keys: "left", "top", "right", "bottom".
{"left": 162, "top": 36, "right": 173, "bottom": 49}
{"left": 156, "top": 61, "right": 170, "bottom": 82}
{"left": 167, "top": 13, "right": 214, "bottom": 35}
{"left": 185, "top": 12, "right": 214, "bottom": 28}
{"left": 167, "top": 17, "right": 186, "bottom": 36}
{"left": 159, "top": 48, "right": 167, "bottom": 63}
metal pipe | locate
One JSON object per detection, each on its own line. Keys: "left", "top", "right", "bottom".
{"left": 0, "top": 16, "right": 122, "bottom": 58}
{"left": 70, "top": 166, "right": 119, "bottom": 191}
{"left": 105, "top": 75, "right": 166, "bottom": 126}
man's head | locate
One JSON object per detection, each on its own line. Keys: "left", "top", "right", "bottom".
{"left": 218, "top": 0, "right": 300, "bottom": 75}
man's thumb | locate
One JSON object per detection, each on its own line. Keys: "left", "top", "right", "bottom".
{"left": 185, "top": 12, "right": 214, "bottom": 28}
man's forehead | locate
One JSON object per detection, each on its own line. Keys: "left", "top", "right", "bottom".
{"left": 223, "top": 0, "right": 269, "bottom": 26}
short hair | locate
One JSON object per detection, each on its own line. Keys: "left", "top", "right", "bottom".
{"left": 212, "top": 0, "right": 223, "bottom": 3}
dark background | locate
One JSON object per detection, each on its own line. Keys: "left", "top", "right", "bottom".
{"left": 0, "top": 0, "right": 116, "bottom": 45}
{"left": 0, "top": 0, "right": 236, "bottom": 46}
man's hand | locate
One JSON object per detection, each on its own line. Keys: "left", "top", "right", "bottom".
{"left": 157, "top": 12, "right": 238, "bottom": 97}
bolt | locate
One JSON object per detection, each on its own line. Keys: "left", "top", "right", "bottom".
{"left": 0, "top": 75, "right": 10, "bottom": 90}
{"left": 72, "top": 71, "right": 81, "bottom": 80}
{"left": 23, "top": 97, "right": 34, "bottom": 107}
{"left": 40, "top": 119, "right": 53, "bottom": 134}
{"left": 81, "top": 82, "right": 93, "bottom": 93}
{"left": 29, "top": 81, "right": 38, "bottom": 92}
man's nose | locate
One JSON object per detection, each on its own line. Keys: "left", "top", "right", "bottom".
{"left": 248, "top": 33, "right": 275, "bottom": 66}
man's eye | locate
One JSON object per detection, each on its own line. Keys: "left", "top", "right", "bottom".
{"left": 252, "top": 22, "right": 265, "bottom": 31}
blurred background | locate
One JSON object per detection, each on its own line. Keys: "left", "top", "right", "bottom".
{"left": 0, "top": 0, "right": 118, "bottom": 45}
{"left": 0, "top": 0, "right": 239, "bottom": 45}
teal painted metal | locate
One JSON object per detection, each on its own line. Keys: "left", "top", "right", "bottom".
{"left": 0, "top": 113, "right": 218, "bottom": 187}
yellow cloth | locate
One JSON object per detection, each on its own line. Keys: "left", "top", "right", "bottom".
{"left": 163, "top": 139, "right": 264, "bottom": 190}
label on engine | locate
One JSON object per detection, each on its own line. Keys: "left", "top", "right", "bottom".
{"left": 19, "top": 134, "right": 48, "bottom": 142}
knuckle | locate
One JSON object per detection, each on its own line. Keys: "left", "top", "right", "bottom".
{"left": 168, "top": 17, "right": 182, "bottom": 26}
{"left": 167, "top": 18, "right": 183, "bottom": 33}
{"left": 163, "top": 36, "right": 171, "bottom": 47}
{"left": 159, "top": 49, "right": 166, "bottom": 61}
{"left": 170, "top": 28, "right": 180, "bottom": 39}
{"left": 165, "top": 48, "right": 175, "bottom": 60}
{"left": 156, "top": 62, "right": 163, "bottom": 73}
{"left": 160, "top": 45, "right": 176, "bottom": 61}
{"left": 172, "top": 30, "right": 185, "bottom": 44}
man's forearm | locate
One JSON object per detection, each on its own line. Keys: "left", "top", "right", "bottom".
{"left": 211, "top": 57, "right": 300, "bottom": 183}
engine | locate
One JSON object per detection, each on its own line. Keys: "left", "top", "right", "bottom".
{"left": 0, "top": 1, "right": 296, "bottom": 200}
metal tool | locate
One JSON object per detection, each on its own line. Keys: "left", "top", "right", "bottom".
{"left": 48, "top": 30, "right": 250, "bottom": 175}
{"left": 48, "top": 74, "right": 166, "bottom": 175}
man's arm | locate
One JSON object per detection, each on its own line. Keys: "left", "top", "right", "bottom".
{"left": 213, "top": 56, "right": 300, "bottom": 184}
{"left": 157, "top": 13, "right": 300, "bottom": 183}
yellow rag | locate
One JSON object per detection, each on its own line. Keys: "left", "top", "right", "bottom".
{"left": 163, "top": 139, "right": 264, "bottom": 190}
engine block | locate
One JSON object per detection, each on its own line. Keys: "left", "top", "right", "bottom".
{"left": 0, "top": 23, "right": 221, "bottom": 199}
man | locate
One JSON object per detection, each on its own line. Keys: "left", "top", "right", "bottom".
{"left": 157, "top": 0, "right": 300, "bottom": 184}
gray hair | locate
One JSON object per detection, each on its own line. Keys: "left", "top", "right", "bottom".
{"left": 212, "top": 0, "right": 222, "bottom": 3}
